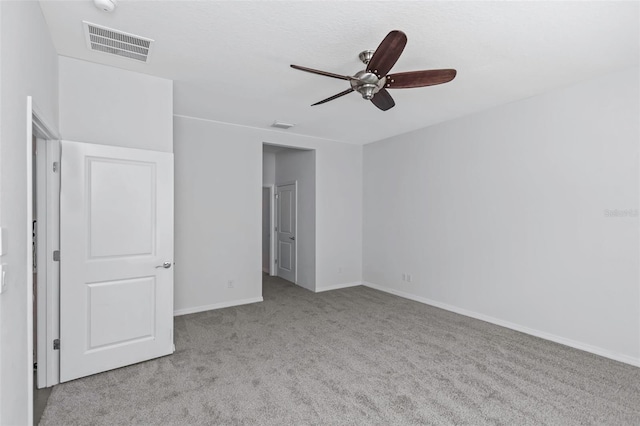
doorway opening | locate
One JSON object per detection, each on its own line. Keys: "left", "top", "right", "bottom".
{"left": 262, "top": 144, "right": 316, "bottom": 292}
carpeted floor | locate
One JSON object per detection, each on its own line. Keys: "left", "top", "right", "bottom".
{"left": 40, "top": 276, "right": 640, "bottom": 425}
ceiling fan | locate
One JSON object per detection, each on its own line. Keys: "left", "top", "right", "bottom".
{"left": 290, "top": 30, "right": 457, "bottom": 111}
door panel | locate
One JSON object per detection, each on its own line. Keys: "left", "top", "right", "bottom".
{"left": 87, "top": 277, "right": 155, "bottom": 350}
{"left": 276, "top": 183, "right": 296, "bottom": 283}
{"left": 60, "top": 141, "right": 174, "bottom": 382}
{"left": 279, "top": 190, "right": 293, "bottom": 233}
{"left": 89, "top": 160, "right": 155, "bottom": 258}
{"left": 278, "top": 241, "right": 293, "bottom": 271}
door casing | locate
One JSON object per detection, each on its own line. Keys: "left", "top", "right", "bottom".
{"left": 35, "top": 138, "right": 60, "bottom": 389}
{"left": 262, "top": 185, "right": 276, "bottom": 276}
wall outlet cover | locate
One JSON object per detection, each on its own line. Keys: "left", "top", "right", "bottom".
{"left": 0, "top": 265, "right": 6, "bottom": 294}
{"left": 0, "top": 227, "right": 5, "bottom": 256}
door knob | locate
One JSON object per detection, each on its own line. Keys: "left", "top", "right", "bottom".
{"left": 289, "top": 236, "right": 295, "bottom": 240}
{"left": 156, "top": 261, "right": 172, "bottom": 269}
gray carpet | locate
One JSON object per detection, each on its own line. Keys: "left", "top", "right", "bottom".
{"left": 40, "top": 276, "right": 640, "bottom": 425}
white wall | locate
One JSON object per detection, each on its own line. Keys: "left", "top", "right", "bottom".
{"left": 0, "top": 2, "right": 59, "bottom": 424}
{"left": 363, "top": 66, "right": 640, "bottom": 365}
{"left": 59, "top": 56, "right": 173, "bottom": 152}
{"left": 174, "top": 116, "right": 362, "bottom": 313}
{"left": 263, "top": 151, "right": 275, "bottom": 185}
{"left": 174, "top": 117, "right": 263, "bottom": 314}
{"left": 276, "top": 149, "right": 316, "bottom": 291}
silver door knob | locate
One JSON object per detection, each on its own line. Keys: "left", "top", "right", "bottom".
{"left": 289, "top": 236, "right": 295, "bottom": 240}
{"left": 156, "top": 261, "right": 172, "bottom": 269}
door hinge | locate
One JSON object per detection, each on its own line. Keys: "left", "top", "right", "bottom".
{"left": 53, "top": 339, "right": 60, "bottom": 350}
{"left": 53, "top": 162, "right": 59, "bottom": 173}
{"left": 275, "top": 226, "right": 278, "bottom": 231}
{"left": 53, "top": 250, "right": 60, "bottom": 261}
{"left": 275, "top": 193, "right": 279, "bottom": 199}
{"left": 275, "top": 259, "right": 278, "bottom": 264}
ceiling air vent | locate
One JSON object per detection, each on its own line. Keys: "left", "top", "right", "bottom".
{"left": 83, "top": 21, "right": 154, "bottom": 62}
{"left": 271, "top": 121, "right": 296, "bottom": 130}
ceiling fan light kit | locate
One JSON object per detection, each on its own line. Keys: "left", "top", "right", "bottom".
{"left": 291, "top": 30, "right": 456, "bottom": 111}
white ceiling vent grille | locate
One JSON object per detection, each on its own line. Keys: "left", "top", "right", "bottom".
{"left": 83, "top": 21, "right": 154, "bottom": 62}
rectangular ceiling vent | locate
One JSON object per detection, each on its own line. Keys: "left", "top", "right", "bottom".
{"left": 83, "top": 21, "right": 154, "bottom": 62}
{"left": 271, "top": 121, "right": 296, "bottom": 130}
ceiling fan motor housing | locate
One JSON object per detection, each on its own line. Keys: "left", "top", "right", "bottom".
{"left": 351, "top": 70, "right": 386, "bottom": 100}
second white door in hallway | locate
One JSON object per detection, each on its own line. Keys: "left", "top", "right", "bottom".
{"left": 276, "top": 183, "right": 296, "bottom": 283}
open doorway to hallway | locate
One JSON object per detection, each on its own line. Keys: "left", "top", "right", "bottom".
{"left": 262, "top": 144, "right": 316, "bottom": 292}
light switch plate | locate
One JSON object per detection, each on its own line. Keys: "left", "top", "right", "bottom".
{"left": 0, "top": 227, "right": 5, "bottom": 256}
{"left": 0, "top": 265, "right": 5, "bottom": 294}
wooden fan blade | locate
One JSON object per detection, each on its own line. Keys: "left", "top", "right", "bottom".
{"left": 367, "top": 30, "right": 407, "bottom": 78}
{"left": 370, "top": 89, "right": 395, "bottom": 111}
{"left": 291, "top": 64, "right": 351, "bottom": 81}
{"left": 386, "top": 69, "right": 457, "bottom": 89}
{"left": 311, "top": 88, "right": 354, "bottom": 106}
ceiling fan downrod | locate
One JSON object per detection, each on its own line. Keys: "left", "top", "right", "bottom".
{"left": 358, "top": 49, "right": 375, "bottom": 65}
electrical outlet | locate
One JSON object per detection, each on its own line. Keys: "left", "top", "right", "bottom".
{"left": 227, "top": 280, "right": 235, "bottom": 289}
{"left": 406, "top": 274, "right": 412, "bottom": 283}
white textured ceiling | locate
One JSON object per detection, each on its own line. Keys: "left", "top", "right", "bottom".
{"left": 39, "top": 1, "right": 639, "bottom": 145}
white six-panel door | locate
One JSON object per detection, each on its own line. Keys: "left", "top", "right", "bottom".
{"left": 276, "top": 183, "right": 296, "bottom": 283}
{"left": 60, "top": 141, "right": 174, "bottom": 382}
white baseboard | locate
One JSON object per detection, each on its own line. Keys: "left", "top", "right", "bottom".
{"left": 362, "top": 281, "right": 640, "bottom": 368}
{"left": 174, "top": 297, "right": 263, "bottom": 317}
{"left": 315, "top": 281, "right": 363, "bottom": 293}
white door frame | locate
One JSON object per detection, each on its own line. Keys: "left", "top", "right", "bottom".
{"left": 262, "top": 185, "right": 276, "bottom": 276}
{"left": 28, "top": 97, "right": 60, "bottom": 423}
{"left": 34, "top": 137, "right": 60, "bottom": 389}
{"left": 275, "top": 181, "right": 297, "bottom": 284}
